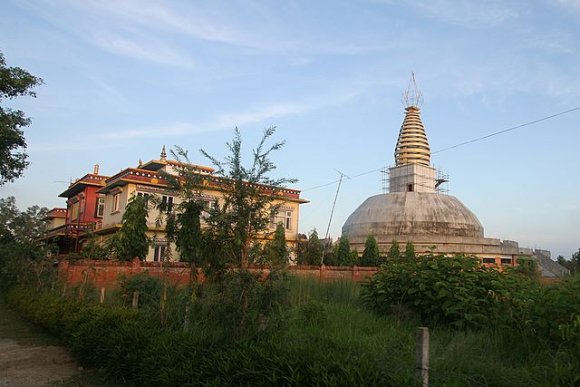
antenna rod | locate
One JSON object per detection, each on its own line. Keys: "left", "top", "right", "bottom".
{"left": 321, "top": 171, "right": 347, "bottom": 263}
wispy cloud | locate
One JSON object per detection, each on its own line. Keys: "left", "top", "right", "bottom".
{"left": 410, "top": 0, "right": 518, "bottom": 27}
{"left": 97, "top": 89, "right": 363, "bottom": 142}
{"left": 64, "top": 0, "right": 268, "bottom": 50}
{"left": 91, "top": 32, "right": 195, "bottom": 67}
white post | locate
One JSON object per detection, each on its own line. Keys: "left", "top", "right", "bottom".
{"left": 99, "top": 287, "right": 106, "bottom": 304}
{"left": 416, "top": 327, "right": 429, "bottom": 387}
{"left": 132, "top": 291, "right": 140, "bottom": 309}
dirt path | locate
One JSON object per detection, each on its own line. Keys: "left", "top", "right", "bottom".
{"left": 0, "top": 298, "right": 81, "bottom": 386}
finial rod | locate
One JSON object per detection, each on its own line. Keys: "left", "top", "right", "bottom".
{"left": 403, "top": 72, "right": 423, "bottom": 108}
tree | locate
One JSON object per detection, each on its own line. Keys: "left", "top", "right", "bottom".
{"left": 0, "top": 196, "right": 48, "bottom": 254}
{"left": 306, "top": 229, "right": 324, "bottom": 265}
{"left": 263, "top": 223, "right": 289, "bottom": 267}
{"left": 360, "top": 235, "right": 380, "bottom": 266}
{"left": 112, "top": 196, "right": 149, "bottom": 261}
{"left": 556, "top": 250, "right": 580, "bottom": 275}
{"left": 201, "top": 126, "right": 296, "bottom": 269}
{"left": 404, "top": 241, "right": 416, "bottom": 260}
{"left": 334, "top": 235, "right": 354, "bottom": 266}
{"left": 569, "top": 249, "right": 580, "bottom": 275}
{"left": 0, "top": 52, "right": 43, "bottom": 185}
{"left": 387, "top": 240, "right": 401, "bottom": 260}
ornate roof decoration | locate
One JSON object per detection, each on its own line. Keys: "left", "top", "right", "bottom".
{"left": 394, "top": 73, "right": 431, "bottom": 166}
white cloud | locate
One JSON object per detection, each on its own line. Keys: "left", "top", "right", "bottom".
{"left": 91, "top": 32, "right": 195, "bottom": 67}
{"left": 96, "top": 89, "right": 363, "bottom": 142}
{"left": 410, "top": 0, "right": 518, "bottom": 26}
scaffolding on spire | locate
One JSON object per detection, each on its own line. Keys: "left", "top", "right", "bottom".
{"left": 402, "top": 72, "right": 423, "bottom": 108}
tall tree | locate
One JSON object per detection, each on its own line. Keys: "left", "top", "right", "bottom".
{"left": 263, "top": 223, "right": 289, "bottom": 266}
{"left": 201, "top": 126, "right": 296, "bottom": 269}
{"left": 0, "top": 52, "right": 43, "bottom": 185}
{"left": 334, "top": 235, "right": 354, "bottom": 266}
{"left": 112, "top": 196, "right": 149, "bottom": 261}
{"left": 306, "top": 229, "right": 324, "bottom": 265}
{"left": 387, "top": 240, "right": 401, "bottom": 260}
{"left": 404, "top": 241, "right": 416, "bottom": 260}
{"left": 360, "top": 235, "right": 380, "bottom": 266}
{"left": 161, "top": 147, "right": 206, "bottom": 265}
{"left": 0, "top": 196, "right": 47, "bottom": 248}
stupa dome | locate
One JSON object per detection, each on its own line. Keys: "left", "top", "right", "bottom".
{"left": 342, "top": 192, "right": 484, "bottom": 244}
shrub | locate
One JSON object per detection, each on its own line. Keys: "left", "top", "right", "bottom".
{"left": 118, "top": 272, "right": 162, "bottom": 309}
{"left": 361, "top": 254, "right": 540, "bottom": 329}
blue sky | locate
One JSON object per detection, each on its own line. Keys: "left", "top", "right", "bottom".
{"left": 1, "top": 0, "right": 579, "bottom": 258}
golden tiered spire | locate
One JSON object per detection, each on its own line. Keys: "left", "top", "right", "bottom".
{"left": 394, "top": 73, "right": 431, "bottom": 166}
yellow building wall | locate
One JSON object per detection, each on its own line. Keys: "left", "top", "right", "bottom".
{"left": 98, "top": 182, "right": 303, "bottom": 262}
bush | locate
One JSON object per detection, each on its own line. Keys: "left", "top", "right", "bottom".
{"left": 361, "top": 254, "right": 541, "bottom": 329}
{"left": 118, "top": 272, "right": 162, "bottom": 309}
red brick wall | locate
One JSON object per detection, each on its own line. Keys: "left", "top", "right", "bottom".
{"left": 58, "top": 259, "right": 378, "bottom": 288}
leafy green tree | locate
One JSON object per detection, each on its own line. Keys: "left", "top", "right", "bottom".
{"left": 0, "top": 196, "right": 47, "bottom": 250}
{"left": 508, "top": 257, "right": 540, "bottom": 281}
{"left": 112, "top": 196, "right": 149, "bottom": 261}
{"left": 81, "top": 233, "right": 109, "bottom": 260}
{"left": 570, "top": 249, "right": 580, "bottom": 275}
{"left": 334, "top": 235, "right": 354, "bottom": 267}
{"left": 387, "top": 240, "right": 401, "bottom": 260}
{"left": 360, "top": 235, "right": 380, "bottom": 266}
{"left": 404, "top": 241, "right": 416, "bottom": 260}
{"left": 263, "top": 223, "right": 289, "bottom": 267}
{"left": 0, "top": 52, "right": 43, "bottom": 185}
{"left": 297, "top": 229, "right": 324, "bottom": 265}
{"left": 200, "top": 126, "right": 296, "bottom": 269}
{"left": 156, "top": 146, "right": 214, "bottom": 268}
{"left": 0, "top": 197, "right": 49, "bottom": 288}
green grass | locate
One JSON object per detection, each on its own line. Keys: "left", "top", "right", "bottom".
{"left": 4, "top": 275, "right": 576, "bottom": 386}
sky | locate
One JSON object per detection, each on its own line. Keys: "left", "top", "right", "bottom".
{"left": 1, "top": 0, "right": 579, "bottom": 258}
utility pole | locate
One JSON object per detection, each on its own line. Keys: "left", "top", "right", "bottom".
{"left": 321, "top": 170, "right": 348, "bottom": 263}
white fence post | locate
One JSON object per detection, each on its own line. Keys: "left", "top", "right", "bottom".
{"left": 416, "top": 327, "right": 429, "bottom": 387}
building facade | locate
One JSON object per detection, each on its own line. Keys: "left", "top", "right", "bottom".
{"left": 43, "top": 150, "right": 308, "bottom": 262}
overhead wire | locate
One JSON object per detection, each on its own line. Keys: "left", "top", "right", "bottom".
{"left": 302, "top": 105, "right": 580, "bottom": 192}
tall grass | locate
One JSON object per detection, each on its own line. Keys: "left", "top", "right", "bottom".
{"left": 287, "top": 275, "right": 360, "bottom": 306}
{"left": 4, "top": 272, "right": 576, "bottom": 386}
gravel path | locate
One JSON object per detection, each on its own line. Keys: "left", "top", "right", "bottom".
{"left": 0, "top": 299, "right": 80, "bottom": 386}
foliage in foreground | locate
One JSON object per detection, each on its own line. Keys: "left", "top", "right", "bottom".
{"left": 361, "top": 254, "right": 580, "bottom": 378}
{"left": 5, "top": 274, "right": 574, "bottom": 387}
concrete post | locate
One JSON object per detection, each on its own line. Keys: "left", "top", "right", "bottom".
{"left": 416, "top": 327, "right": 429, "bottom": 387}
{"left": 132, "top": 291, "right": 140, "bottom": 309}
{"left": 99, "top": 287, "right": 106, "bottom": 304}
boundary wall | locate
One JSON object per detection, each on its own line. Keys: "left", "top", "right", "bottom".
{"left": 58, "top": 259, "right": 379, "bottom": 289}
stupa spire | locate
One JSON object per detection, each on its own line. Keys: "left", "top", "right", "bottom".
{"left": 394, "top": 73, "right": 431, "bottom": 166}
{"left": 160, "top": 145, "right": 167, "bottom": 161}
{"left": 402, "top": 72, "right": 423, "bottom": 108}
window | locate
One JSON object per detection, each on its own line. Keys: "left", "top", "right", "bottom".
{"left": 482, "top": 258, "right": 496, "bottom": 264}
{"left": 270, "top": 210, "right": 293, "bottom": 230}
{"left": 501, "top": 258, "right": 512, "bottom": 265}
{"left": 154, "top": 245, "right": 166, "bottom": 262}
{"left": 112, "top": 193, "right": 121, "bottom": 213}
{"left": 407, "top": 184, "right": 414, "bottom": 192}
{"left": 161, "top": 195, "right": 173, "bottom": 213}
{"left": 95, "top": 196, "right": 105, "bottom": 218}
{"left": 70, "top": 201, "right": 79, "bottom": 220}
{"left": 285, "top": 211, "right": 292, "bottom": 230}
{"left": 136, "top": 192, "right": 151, "bottom": 200}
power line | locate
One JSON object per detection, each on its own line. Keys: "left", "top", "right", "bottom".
{"left": 432, "top": 105, "right": 580, "bottom": 154}
{"left": 302, "top": 105, "right": 580, "bottom": 192}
